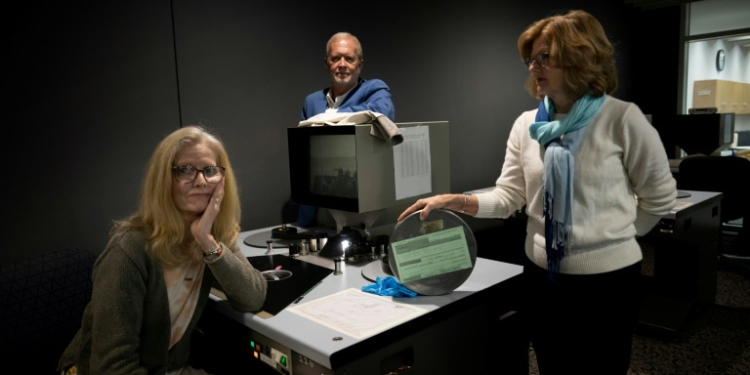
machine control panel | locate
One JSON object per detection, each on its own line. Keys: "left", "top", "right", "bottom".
{"left": 658, "top": 218, "right": 675, "bottom": 234}
{"left": 250, "top": 330, "right": 334, "bottom": 375}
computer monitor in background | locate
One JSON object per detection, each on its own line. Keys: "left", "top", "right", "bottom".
{"left": 676, "top": 113, "right": 735, "bottom": 156}
{"left": 287, "top": 121, "right": 450, "bottom": 258}
{"left": 737, "top": 131, "right": 750, "bottom": 147}
{"left": 655, "top": 113, "right": 735, "bottom": 157}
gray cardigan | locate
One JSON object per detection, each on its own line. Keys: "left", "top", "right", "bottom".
{"left": 58, "top": 228, "right": 267, "bottom": 374}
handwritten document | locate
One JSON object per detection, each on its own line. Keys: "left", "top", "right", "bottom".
{"left": 287, "top": 288, "right": 426, "bottom": 339}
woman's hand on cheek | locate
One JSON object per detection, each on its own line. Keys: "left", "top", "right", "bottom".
{"left": 191, "top": 177, "right": 225, "bottom": 250}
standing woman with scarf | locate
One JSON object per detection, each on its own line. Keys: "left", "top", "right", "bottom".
{"left": 398, "top": 9, "right": 677, "bottom": 375}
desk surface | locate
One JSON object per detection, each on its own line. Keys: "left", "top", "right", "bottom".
{"left": 211, "top": 225, "right": 523, "bottom": 369}
{"left": 669, "top": 189, "right": 722, "bottom": 217}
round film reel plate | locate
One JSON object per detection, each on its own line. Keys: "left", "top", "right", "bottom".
{"left": 389, "top": 209, "right": 477, "bottom": 296}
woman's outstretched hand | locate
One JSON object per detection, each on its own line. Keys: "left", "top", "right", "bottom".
{"left": 398, "top": 194, "right": 471, "bottom": 222}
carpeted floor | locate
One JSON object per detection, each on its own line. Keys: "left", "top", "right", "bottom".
{"left": 527, "top": 249, "right": 750, "bottom": 375}
{"left": 627, "top": 261, "right": 750, "bottom": 375}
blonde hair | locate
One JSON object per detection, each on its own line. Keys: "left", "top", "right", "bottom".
{"left": 115, "top": 126, "right": 241, "bottom": 267}
{"left": 517, "top": 9, "right": 618, "bottom": 99}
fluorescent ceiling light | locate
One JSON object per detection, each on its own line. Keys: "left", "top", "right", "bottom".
{"left": 725, "top": 35, "right": 750, "bottom": 42}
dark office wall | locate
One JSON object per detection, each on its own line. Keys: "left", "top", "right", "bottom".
{"left": 627, "top": 6, "right": 684, "bottom": 158}
{"left": 3, "top": 1, "right": 678, "bottom": 262}
{"left": 5, "top": 1, "right": 180, "bottom": 262}
{"left": 628, "top": 6, "right": 682, "bottom": 118}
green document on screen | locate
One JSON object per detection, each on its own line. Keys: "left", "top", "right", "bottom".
{"left": 390, "top": 226, "right": 472, "bottom": 283}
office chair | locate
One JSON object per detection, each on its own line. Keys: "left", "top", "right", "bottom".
{"left": 678, "top": 155, "right": 750, "bottom": 272}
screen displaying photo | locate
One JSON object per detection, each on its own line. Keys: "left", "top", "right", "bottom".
{"left": 309, "top": 134, "right": 358, "bottom": 198}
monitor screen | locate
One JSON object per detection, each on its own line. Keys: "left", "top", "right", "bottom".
{"left": 656, "top": 113, "right": 735, "bottom": 157}
{"left": 721, "top": 113, "right": 734, "bottom": 145}
{"left": 309, "top": 134, "right": 358, "bottom": 199}
{"left": 738, "top": 131, "right": 750, "bottom": 147}
{"left": 289, "top": 126, "right": 359, "bottom": 212}
{"left": 288, "top": 122, "right": 450, "bottom": 215}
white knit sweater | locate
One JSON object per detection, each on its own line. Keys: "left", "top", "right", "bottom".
{"left": 475, "top": 96, "right": 677, "bottom": 274}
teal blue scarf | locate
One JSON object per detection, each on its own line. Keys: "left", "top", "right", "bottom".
{"left": 530, "top": 93, "right": 605, "bottom": 279}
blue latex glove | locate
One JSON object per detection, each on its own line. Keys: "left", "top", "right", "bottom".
{"left": 361, "top": 276, "right": 418, "bottom": 298}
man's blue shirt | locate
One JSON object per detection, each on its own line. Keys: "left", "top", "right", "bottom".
{"left": 300, "top": 78, "right": 395, "bottom": 121}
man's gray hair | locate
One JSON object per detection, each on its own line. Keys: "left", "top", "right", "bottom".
{"left": 326, "top": 32, "right": 363, "bottom": 60}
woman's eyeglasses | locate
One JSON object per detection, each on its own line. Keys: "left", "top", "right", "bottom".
{"left": 172, "top": 165, "right": 226, "bottom": 183}
{"left": 524, "top": 52, "right": 550, "bottom": 68}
